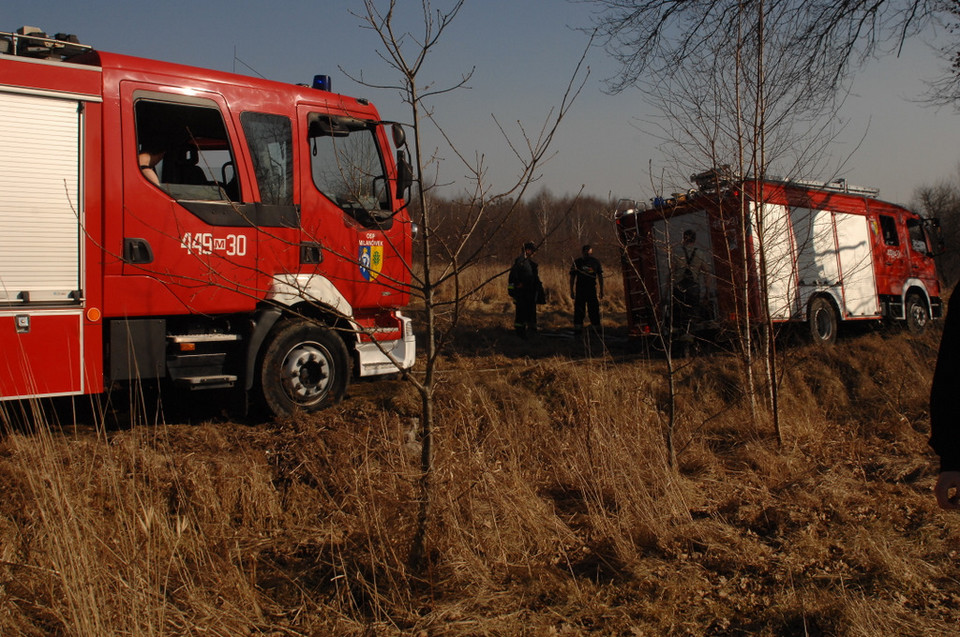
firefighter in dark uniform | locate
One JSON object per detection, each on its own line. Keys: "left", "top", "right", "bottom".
{"left": 508, "top": 241, "right": 541, "bottom": 338}
{"left": 931, "top": 291, "right": 960, "bottom": 509}
{"left": 569, "top": 244, "right": 604, "bottom": 333}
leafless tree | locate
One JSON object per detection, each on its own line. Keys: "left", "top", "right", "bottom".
{"left": 597, "top": 0, "right": 893, "bottom": 445}
{"left": 914, "top": 163, "right": 960, "bottom": 285}
{"left": 928, "top": 0, "right": 960, "bottom": 106}
{"left": 350, "top": 0, "right": 589, "bottom": 571}
{"left": 589, "top": 0, "right": 944, "bottom": 94}
{"left": 615, "top": 191, "right": 690, "bottom": 470}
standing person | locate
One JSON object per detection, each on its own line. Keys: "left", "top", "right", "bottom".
{"left": 569, "top": 244, "right": 604, "bottom": 333}
{"left": 670, "top": 229, "right": 705, "bottom": 332}
{"left": 508, "top": 241, "right": 542, "bottom": 338}
{"left": 931, "top": 291, "right": 960, "bottom": 509}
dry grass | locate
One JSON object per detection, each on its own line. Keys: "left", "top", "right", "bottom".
{"left": 1, "top": 265, "right": 958, "bottom": 636}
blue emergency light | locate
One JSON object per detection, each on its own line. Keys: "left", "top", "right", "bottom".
{"left": 313, "top": 74, "right": 332, "bottom": 91}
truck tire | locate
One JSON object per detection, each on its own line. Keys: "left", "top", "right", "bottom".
{"left": 260, "top": 319, "right": 350, "bottom": 417}
{"left": 808, "top": 296, "right": 838, "bottom": 346}
{"left": 904, "top": 293, "right": 929, "bottom": 335}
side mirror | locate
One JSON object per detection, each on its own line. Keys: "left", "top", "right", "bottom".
{"left": 925, "top": 218, "right": 946, "bottom": 257}
{"left": 396, "top": 150, "right": 413, "bottom": 200}
{"left": 392, "top": 123, "right": 406, "bottom": 149}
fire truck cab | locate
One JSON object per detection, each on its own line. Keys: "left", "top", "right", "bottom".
{"left": 0, "top": 27, "right": 416, "bottom": 416}
{"left": 616, "top": 168, "right": 943, "bottom": 346}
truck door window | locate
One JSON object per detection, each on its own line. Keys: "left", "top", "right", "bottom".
{"left": 240, "top": 112, "right": 293, "bottom": 206}
{"left": 878, "top": 215, "right": 899, "bottom": 247}
{"left": 906, "top": 218, "right": 928, "bottom": 254}
{"left": 307, "top": 113, "right": 392, "bottom": 229}
{"left": 134, "top": 99, "right": 238, "bottom": 201}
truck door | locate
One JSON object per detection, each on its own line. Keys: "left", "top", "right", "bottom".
{"left": 872, "top": 213, "right": 911, "bottom": 298}
{"left": 905, "top": 217, "right": 936, "bottom": 276}
{"left": 117, "top": 85, "right": 262, "bottom": 315}
{"left": 0, "top": 91, "right": 85, "bottom": 399}
{"left": 298, "top": 107, "right": 408, "bottom": 310}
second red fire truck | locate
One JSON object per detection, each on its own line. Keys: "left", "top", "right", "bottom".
{"left": 616, "top": 167, "right": 943, "bottom": 346}
{"left": 0, "top": 27, "right": 416, "bottom": 416}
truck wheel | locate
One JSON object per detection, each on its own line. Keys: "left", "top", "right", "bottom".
{"left": 808, "top": 296, "right": 838, "bottom": 346}
{"left": 260, "top": 319, "right": 350, "bottom": 417}
{"left": 904, "top": 293, "right": 929, "bottom": 335}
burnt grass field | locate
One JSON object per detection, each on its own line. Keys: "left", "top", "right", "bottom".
{"left": 1, "top": 267, "right": 959, "bottom": 636}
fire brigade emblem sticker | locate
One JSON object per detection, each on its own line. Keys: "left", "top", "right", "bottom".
{"left": 359, "top": 239, "right": 384, "bottom": 281}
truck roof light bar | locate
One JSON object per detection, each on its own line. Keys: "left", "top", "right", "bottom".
{"left": 1, "top": 27, "right": 92, "bottom": 60}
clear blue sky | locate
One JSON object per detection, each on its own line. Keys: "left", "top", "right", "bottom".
{"left": 7, "top": 1, "right": 959, "bottom": 206}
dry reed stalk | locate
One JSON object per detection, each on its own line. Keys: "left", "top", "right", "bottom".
{"left": 1, "top": 402, "right": 279, "bottom": 635}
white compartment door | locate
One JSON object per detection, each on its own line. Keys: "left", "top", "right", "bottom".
{"left": 836, "top": 212, "right": 880, "bottom": 317}
{"left": 755, "top": 202, "right": 800, "bottom": 320}
{"left": 0, "top": 92, "right": 81, "bottom": 304}
{"left": 0, "top": 91, "right": 85, "bottom": 400}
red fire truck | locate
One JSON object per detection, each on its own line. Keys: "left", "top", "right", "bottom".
{"left": 616, "top": 168, "right": 943, "bottom": 346}
{"left": 0, "top": 27, "right": 416, "bottom": 416}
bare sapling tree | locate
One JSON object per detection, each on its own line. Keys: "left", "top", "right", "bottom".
{"left": 351, "top": 0, "right": 589, "bottom": 571}
{"left": 616, "top": 167, "right": 705, "bottom": 470}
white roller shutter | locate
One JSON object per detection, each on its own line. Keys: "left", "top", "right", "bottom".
{"left": 835, "top": 212, "right": 880, "bottom": 316}
{"left": 0, "top": 92, "right": 81, "bottom": 303}
{"left": 756, "top": 202, "right": 799, "bottom": 320}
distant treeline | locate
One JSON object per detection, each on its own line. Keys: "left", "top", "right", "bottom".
{"left": 415, "top": 177, "right": 960, "bottom": 293}
{"left": 915, "top": 172, "right": 960, "bottom": 290}
{"left": 417, "top": 189, "right": 622, "bottom": 270}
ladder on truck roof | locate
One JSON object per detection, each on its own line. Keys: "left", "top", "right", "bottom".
{"left": 690, "top": 167, "right": 880, "bottom": 198}
{"left": 767, "top": 176, "right": 880, "bottom": 198}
